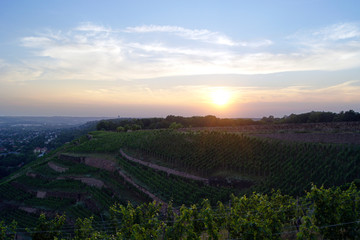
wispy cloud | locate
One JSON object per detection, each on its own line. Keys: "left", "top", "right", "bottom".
{"left": 238, "top": 39, "right": 273, "bottom": 48}
{"left": 313, "top": 23, "right": 360, "bottom": 41}
{"left": 0, "top": 59, "right": 8, "bottom": 68}
{"left": 218, "top": 80, "right": 360, "bottom": 103}
{"left": 77, "top": 78, "right": 360, "bottom": 107}
{"left": 21, "top": 37, "right": 54, "bottom": 48}
{"left": 125, "top": 25, "right": 237, "bottom": 46}
{"left": 1, "top": 22, "right": 360, "bottom": 84}
{"left": 75, "top": 22, "right": 113, "bottom": 33}
{"left": 290, "top": 22, "right": 360, "bottom": 48}
{"left": 125, "top": 24, "right": 272, "bottom": 47}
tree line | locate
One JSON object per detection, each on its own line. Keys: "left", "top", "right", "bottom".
{"left": 96, "top": 110, "right": 360, "bottom": 131}
{"left": 96, "top": 115, "right": 257, "bottom": 131}
{"left": 262, "top": 110, "right": 360, "bottom": 124}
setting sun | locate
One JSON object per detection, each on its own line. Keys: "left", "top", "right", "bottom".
{"left": 211, "top": 88, "right": 231, "bottom": 106}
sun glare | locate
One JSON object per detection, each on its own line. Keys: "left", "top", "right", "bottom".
{"left": 211, "top": 88, "right": 231, "bottom": 106}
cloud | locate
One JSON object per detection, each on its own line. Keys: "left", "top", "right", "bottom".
{"left": 0, "top": 59, "right": 8, "bottom": 68}
{"left": 234, "top": 80, "right": 360, "bottom": 103}
{"left": 78, "top": 79, "right": 360, "bottom": 107}
{"left": 21, "top": 37, "right": 54, "bottom": 48}
{"left": 290, "top": 22, "right": 360, "bottom": 49}
{"left": 75, "top": 22, "right": 113, "bottom": 33}
{"left": 238, "top": 39, "right": 273, "bottom": 48}
{"left": 313, "top": 23, "right": 360, "bottom": 41}
{"left": 125, "top": 25, "right": 229, "bottom": 44}
{"left": 0, "top": 22, "right": 359, "bottom": 84}
{"left": 125, "top": 24, "right": 272, "bottom": 47}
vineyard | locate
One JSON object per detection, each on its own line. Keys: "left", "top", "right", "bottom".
{"left": 0, "top": 150, "right": 149, "bottom": 228}
{"left": 2, "top": 184, "right": 360, "bottom": 239}
{"left": 116, "top": 156, "right": 232, "bottom": 206}
{"left": 66, "top": 129, "right": 360, "bottom": 195}
{"left": 0, "top": 125, "right": 360, "bottom": 238}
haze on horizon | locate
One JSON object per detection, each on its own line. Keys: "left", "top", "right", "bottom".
{"left": 1, "top": 0, "right": 360, "bottom": 118}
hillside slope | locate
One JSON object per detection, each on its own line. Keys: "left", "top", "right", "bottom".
{"left": 0, "top": 125, "right": 359, "bottom": 229}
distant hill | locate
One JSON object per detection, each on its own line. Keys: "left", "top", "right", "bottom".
{"left": 95, "top": 110, "right": 360, "bottom": 132}
{"left": 0, "top": 116, "right": 112, "bottom": 129}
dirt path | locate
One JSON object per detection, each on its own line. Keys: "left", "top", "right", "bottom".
{"left": 74, "top": 154, "right": 166, "bottom": 208}
{"left": 119, "top": 149, "right": 209, "bottom": 184}
{"left": 48, "top": 161, "right": 68, "bottom": 173}
{"left": 117, "top": 170, "right": 166, "bottom": 210}
{"left": 57, "top": 176, "right": 105, "bottom": 188}
{"left": 84, "top": 157, "right": 117, "bottom": 172}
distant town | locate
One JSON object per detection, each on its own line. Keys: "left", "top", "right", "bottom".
{"left": 0, "top": 128, "right": 57, "bottom": 157}
{"left": 0, "top": 116, "right": 103, "bottom": 178}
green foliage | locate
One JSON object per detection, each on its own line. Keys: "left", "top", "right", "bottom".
{"left": 116, "top": 126, "right": 125, "bottom": 132}
{"left": 66, "top": 131, "right": 125, "bottom": 153}
{"left": 3, "top": 121, "right": 360, "bottom": 238}
{"left": 0, "top": 209, "right": 38, "bottom": 229}
{"left": 63, "top": 129, "right": 360, "bottom": 196}
{"left": 169, "top": 122, "right": 183, "bottom": 129}
{"left": 110, "top": 201, "right": 163, "bottom": 239}
{"left": 262, "top": 110, "right": 360, "bottom": 124}
{"left": 29, "top": 213, "right": 66, "bottom": 240}
{"left": 96, "top": 115, "right": 257, "bottom": 131}
{"left": 298, "top": 183, "right": 360, "bottom": 239}
{"left": 200, "top": 199, "right": 220, "bottom": 239}
{"left": 227, "top": 191, "right": 295, "bottom": 239}
{"left": 97, "top": 111, "right": 360, "bottom": 131}
{"left": 116, "top": 156, "right": 231, "bottom": 206}
{"left": 165, "top": 204, "right": 204, "bottom": 239}
{"left": 74, "top": 216, "right": 94, "bottom": 240}
{"left": 0, "top": 220, "right": 17, "bottom": 240}
{"left": 297, "top": 216, "right": 320, "bottom": 240}
{"left": 0, "top": 182, "right": 32, "bottom": 201}
{"left": 24, "top": 197, "right": 75, "bottom": 210}
{"left": 113, "top": 130, "right": 360, "bottom": 195}
{"left": 3, "top": 184, "right": 360, "bottom": 239}
{"left": 130, "top": 124, "right": 142, "bottom": 131}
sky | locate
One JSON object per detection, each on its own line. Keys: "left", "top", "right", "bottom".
{"left": 1, "top": 0, "right": 360, "bottom": 118}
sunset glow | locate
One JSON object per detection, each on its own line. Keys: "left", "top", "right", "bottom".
{"left": 211, "top": 89, "right": 231, "bottom": 106}
{"left": 0, "top": 1, "right": 360, "bottom": 117}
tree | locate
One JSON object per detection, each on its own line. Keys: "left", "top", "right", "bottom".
{"left": 130, "top": 124, "right": 142, "bottom": 131}
{"left": 0, "top": 220, "right": 17, "bottom": 240}
{"left": 29, "top": 213, "right": 65, "bottom": 240}
{"left": 74, "top": 216, "right": 95, "bottom": 240}
{"left": 169, "top": 122, "right": 183, "bottom": 129}
{"left": 116, "top": 126, "right": 125, "bottom": 132}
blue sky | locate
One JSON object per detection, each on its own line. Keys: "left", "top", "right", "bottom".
{"left": 1, "top": 0, "right": 360, "bottom": 117}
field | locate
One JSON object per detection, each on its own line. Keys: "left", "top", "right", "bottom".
{"left": 185, "top": 121, "right": 360, "bottom": 144}
{"left": 63, "top": 122, "right": 360, "bottom": 195}
{"left": 0, "top": 121, "right": 359, "bottom": 237}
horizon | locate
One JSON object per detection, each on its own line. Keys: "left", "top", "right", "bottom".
{"left": 1, "top": 1, "right": 360, "bottom": 117}
{"left": 0, "top": 109, "right": 357, "bottom": 120}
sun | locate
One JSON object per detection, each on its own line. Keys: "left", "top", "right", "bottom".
{"left": 211, "top": 88, "right": 231, "bottom": 106}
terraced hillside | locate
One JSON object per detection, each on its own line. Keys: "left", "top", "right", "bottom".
{"left": 1, "top": 126, "right": 360, "bottom": 229}
{"left": 67, "top": 129, "right": 360, "bottom": 195}
{"left": 0, "top": 144, "right": 151, "bottom": 227}
{"left": 0, "top": 131, "right": 238, "bottom": 228}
